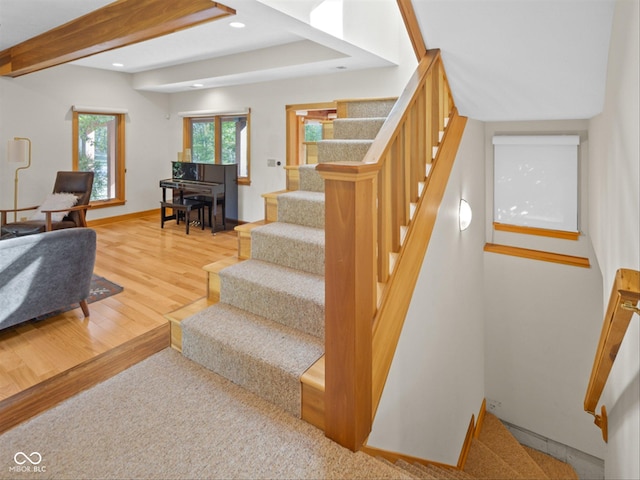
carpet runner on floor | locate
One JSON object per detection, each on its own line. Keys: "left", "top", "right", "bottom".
{"left": 0, "top": 349, "right": 412, "bottom": 480}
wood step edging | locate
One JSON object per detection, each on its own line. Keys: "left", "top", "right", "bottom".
{"left": 166, "top": 256, "right": 244, "bottom": 351}
{"left": 301, "top": 355, "right": 325, "bottom": 431}
{"left": 235, "top": 221, "right": 267, "bottom": 259}
{"left": 165, "top": 296, "right": 216, "bottom": 352}
{"left": 204, "top": 256, "right": 244, "bottom": 299}
{"left": 474, "top": 398, "right": 487, "bottom": 439}
{"left": 0, "top": 323, "right": 169, "bottom": 434}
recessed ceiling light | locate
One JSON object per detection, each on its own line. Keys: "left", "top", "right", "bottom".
{"left": 112, "top": 63, "right": 124, "bottom": 67}
{"left": 230, "top": 22, "right": 245, "bottom": 28}
{"left": 191, "top": 83, "right": 204, "bottom": 88}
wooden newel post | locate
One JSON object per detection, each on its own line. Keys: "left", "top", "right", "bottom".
{"left": 318, "top": 163, "right": 378, "bottom": 451}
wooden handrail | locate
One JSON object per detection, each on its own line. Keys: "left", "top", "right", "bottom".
{"left": 584, "top": 268, "right": 640, "bottom": 442}
{"left": 397, "top": 0, "right": 428, "bottom": 61}
{"left": 318, "top": 49, "right": 464, "bottom": 451}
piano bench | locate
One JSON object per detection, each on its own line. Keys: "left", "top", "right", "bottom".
{"left": 160, "top": 199, "right": 205, "bottom": 235}
{"left": 183, "top": 194, "right": 226, "bottom": 233}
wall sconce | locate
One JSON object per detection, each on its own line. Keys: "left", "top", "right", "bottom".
{"left": 459, "top": 199, "right": 472, "bottom": 231}
{"left": 7, "top": 137, "right": 32, "bottom": 222}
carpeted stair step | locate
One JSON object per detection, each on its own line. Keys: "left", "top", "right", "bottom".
{"left": 522, "top": 446, "right": 579, "bottom": 480}
{"left": 341, "top": 98, "right": 396, "bottom": 118}
{"left": 251, "top": 222, "right": 324, "bottom": 276}
{"left": 317, "top": 139, "right": 373, "bottom": 163}
{"left": 333, "top": 117, "right": 386, "bottom": 139}
{"left": 463, "top": 438, "right": 523, "bottom": 479}
{"left": 181, "top": 303, "right": 324, "bottom": 418}
{"left": 375, "top": 458, "right": 421, "bottom": 479}
{"left": 420, "top": 463, "right": 475, "bottom": 479}
{"left": 298, "top": 164, "right": 324, "bottom": 193}
{"left": 478, "top": 413, "right": 549, "bottom": 479}
{"left": 395, "top": 459, "right": 436, "bottom": 479}
{"left": 277, "top": 190, "right": 325, "bottom": 229}
{"left": 394, "top": 460, "right": 474, "bottom": 480}
{"left": 219, "top": 259, "right": 324, "bottom": 339}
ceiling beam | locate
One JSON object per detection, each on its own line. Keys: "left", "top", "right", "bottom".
{"left": 0, "top": 0, "right": 235, "bottom": 77}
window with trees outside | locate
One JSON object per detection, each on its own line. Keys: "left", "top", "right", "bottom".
{"left": 285, "top": 103, "right": 336, "bottom": 166}
{"left": 183, "top": 113, "right": 250, "bottom": 185}
{"left": 72, "top": 111, "right": 125, "bottom": 207}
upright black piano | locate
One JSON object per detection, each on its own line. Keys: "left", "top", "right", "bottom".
{"left": 159, "top": 162, "right": 238, "bottom": 231}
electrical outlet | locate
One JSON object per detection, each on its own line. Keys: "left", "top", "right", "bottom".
{"left": 487, "top": 398, "right": 502, "bottom": 412}
{"left": 267, "top": 158, "right": 276, "bottom": 167}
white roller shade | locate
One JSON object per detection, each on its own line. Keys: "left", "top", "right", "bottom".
{"left": 72, "top": 105, "right": 129, "bottom": 114}
{"left": 493, "top": 135, "right": 580, "bottom": 232}
{"left": 178, "top": 108, "right": 249, "bottom": 118}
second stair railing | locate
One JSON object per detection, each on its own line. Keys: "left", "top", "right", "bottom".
{"left": 584, "top": 268, "right": 640, "bottom": 442}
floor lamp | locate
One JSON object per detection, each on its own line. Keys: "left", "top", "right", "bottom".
{"left": 7, "top": 137, "right": 32, "bottom": 223}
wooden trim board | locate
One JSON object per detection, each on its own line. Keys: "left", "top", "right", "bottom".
{"left": 361, "top": 444, "right": 460, "bottom": 472}
{"left": 1, "top": 0, "right": 234, "bottom": 77}
{"left": 0, "top": 324, "right": 169, "bottom": 434}
{"left": 493, "top": 222, "right": 580, "bottom": 241}
{"left": 484, "top": 243, "right": 590, "bottom": 268}
{"left": 87, "top": 209, "right": 158, "bottom": 226}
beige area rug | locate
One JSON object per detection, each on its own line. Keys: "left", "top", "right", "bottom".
{"left": 0, "top": 349, "right": 409, "bottom": 480}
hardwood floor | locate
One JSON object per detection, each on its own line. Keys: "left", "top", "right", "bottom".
{"left": 0, "top": 212, "right": 238, "bottom": 431}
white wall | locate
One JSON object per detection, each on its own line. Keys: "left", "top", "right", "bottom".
{"left": 587, "top": 1, "right": 640, "bottom": 478}
{"left": 368, "top": 118, "right": 486, "bottom": 464}
{"left": 483, "top": 120, "right": 605, "bottom": 458}
{"left": 0, "top": 50, "right": 414, "bottom": 224}
{"left": 0, "top": 65, "right": 170, "bottom": 221}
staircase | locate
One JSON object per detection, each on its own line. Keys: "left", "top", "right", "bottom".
{"left": 173, "top": 96, "right": 580, "bottom": 478}
{"left": 381, "top": 413, "right": 579, "bottom": 479}
{"left": 180, "top": 97, "right": 395, "bottom": 419}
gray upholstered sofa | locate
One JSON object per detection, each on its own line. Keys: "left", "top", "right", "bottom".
{"left": 0, "top": 228, "right": 96, "bottom": 331}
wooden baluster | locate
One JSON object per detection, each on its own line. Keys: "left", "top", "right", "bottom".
{"left": 408, "top": 102, "right": 421, "bottom": 203}
{"left": 378, "top": 153, "right": 393, "bottom": 283}
{"left": 438, "top": 59, "right": 447, "bottom": 133}
{"left": 391, "top": 135, "right": 405, "bottom": 251}
{"left": 428, "top": 67, "right": 440, "bottom": 159}
{"left": 416, "top": 88, "right": 427, "bottom": 185}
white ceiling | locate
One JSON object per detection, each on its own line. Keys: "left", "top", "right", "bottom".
{"left": 415, "top": 0, "right": 616, "bottom": 121}
{"left": 0, "top": 0, "right": 398, "bottom": 93}
{"left": 0, "top": 0, "right": 617, "bottom": 121}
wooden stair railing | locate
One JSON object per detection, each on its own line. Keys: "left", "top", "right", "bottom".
{"left": 318, "top": 49, "right": 467, "bottom": 451}
{"left": 584, "top": 268, "right": 640, "bottom": 442}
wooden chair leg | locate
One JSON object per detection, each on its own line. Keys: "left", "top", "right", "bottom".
{"left": 221, "top": 202, "right": 226, "bottom": 230}
{"left": 80, "top": 300, "right": 90, "bottom": 317}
